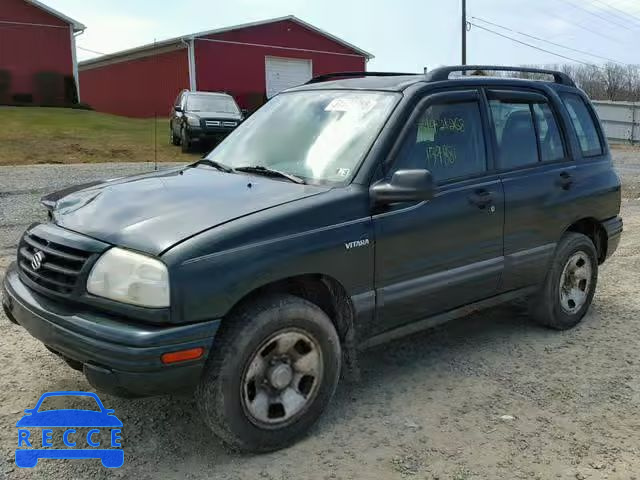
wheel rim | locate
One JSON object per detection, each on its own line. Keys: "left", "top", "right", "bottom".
{"left": 558, "top": 251, "right": 593, "bottom": 314}
{"left": 241, "top": 329, "right": 323, "bottom": 428}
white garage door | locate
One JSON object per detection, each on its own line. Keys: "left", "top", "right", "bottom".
{"left": 265, "top": 56, "right": 313, "bottom": 99}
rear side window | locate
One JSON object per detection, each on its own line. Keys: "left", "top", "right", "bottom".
{"left": 561, "top": 93, "right": 603, "bottom": 157}
{"left": 532, "top": 103, "right": 565, "bottom": 162}
{"left": 392, "top": 100, "right": 487, "bottom": 183}
{"left": 489, "top": 101, "right": 538, "bottom": 168}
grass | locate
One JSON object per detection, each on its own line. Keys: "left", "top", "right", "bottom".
{"left": 0, "top": 106, "right": 200, "bottom": 166}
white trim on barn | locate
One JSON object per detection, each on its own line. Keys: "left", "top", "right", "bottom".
{"left": 79, "top": 15, "right": 373, "bottom": 69}
{"left": 196, "top": 36, "right": 366, "bottom": 58}
{"left": 192, "top": 15, "right": 373, "bottom": 59}
{"left": 188, "top": 38, "right": 197, "bottom": 91}
{"left": 25, "top": 0, "right": 85, "bottom": 31}
{"left": 70, "top": 26, "right": 81, "bottom": 101}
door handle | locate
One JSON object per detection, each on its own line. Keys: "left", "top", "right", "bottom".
{"left": 468, "top": 190, "right": 493, "bottom": 209}
{"left": 558, "top": 171, "right": 573, "bottom": 190}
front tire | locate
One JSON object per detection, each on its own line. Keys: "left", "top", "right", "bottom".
{"left": 196, "top": 294, "right": 341, "bottom": 452}
{"left": 530, "top": 232, "right": 598, "bottom": 330}
{"left": 180, "top": 128, "right": 191, "bottom": 153}
{"left": 170, "top": 128, "right": 181, "bottom": 146}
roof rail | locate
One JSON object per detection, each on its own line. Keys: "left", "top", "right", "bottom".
{"left": 425, "top": 65, "right": 576, "bottom": 87}
{"left": 306, "top": 71, "right": 420, "bottom": 84}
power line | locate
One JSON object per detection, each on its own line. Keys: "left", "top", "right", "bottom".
{"left": 76, "top": 45, "right": 107, "bottom": 56}
{"left": 592, "top": 0, "right": 640, "bottom": 27}
{"left": 557, "top": 0, "right": 637, "bottom": 31}
{"left": 469, "top": 22, "right": 594, "bottom": 66}
{"left": 471, "top": 16, "right": 627, "bottom": 65}
{"left": 529, "top": 3, "right": 629, "bottom": 46}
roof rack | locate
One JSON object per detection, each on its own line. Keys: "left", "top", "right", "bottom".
{"left": 425, "top": 65, "right": 576, "bottom": 87}
{"left": 306, "top": 71, "right": 420, "bottom": 84}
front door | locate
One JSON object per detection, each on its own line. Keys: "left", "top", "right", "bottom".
{"left": 371, "top": 90, "right": 504, "bottom": 337}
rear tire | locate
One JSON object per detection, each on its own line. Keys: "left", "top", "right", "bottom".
{"left": 530, "top": 232, "right": 598, "bottom": 330}
{"left": 195, "top": 294, "right": 341, "bottom": 452}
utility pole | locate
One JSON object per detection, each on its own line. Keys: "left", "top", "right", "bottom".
{"left": 461, "top": 0, "right": 467, "bottom": 65}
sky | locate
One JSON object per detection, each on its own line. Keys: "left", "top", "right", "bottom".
{"left": 44, "top": 0, "right": 640, "bottom": 70}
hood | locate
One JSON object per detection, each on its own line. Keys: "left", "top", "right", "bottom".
{"left": 46, "top": 167, "right": 329, "bottom": 255}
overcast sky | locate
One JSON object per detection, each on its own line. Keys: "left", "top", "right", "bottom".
{"left": 47, "top": 0, "right": 640, "bottom": 70}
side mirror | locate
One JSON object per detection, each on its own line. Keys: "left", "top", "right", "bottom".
{"left": 174, "top": 106, "right": 183, "bottom": 113}
{"left": 370, "top": 169, "right": 434, "bottom": 205}
{"left": 241, "top": 108, "right": 249, "bottom": 118}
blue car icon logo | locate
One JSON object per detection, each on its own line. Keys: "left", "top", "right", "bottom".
{"left": 16, "top": 391, "right": 123, "bottom": 468}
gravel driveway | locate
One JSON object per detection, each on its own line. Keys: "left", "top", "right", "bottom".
{"left": 0, "top": 152, "right": 639, "bottom": 479}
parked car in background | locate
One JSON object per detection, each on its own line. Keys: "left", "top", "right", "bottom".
{"left": 3, "top": 66, "right": 622, "bottom": 453}
{"left": 170, "top": 90, "right": 244, "bottom": 152}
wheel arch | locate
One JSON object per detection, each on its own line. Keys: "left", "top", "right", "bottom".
{"left": 222, "top": 273, "right": 359, "bottom": 377}
{"left": 565, "top": 217, "right": 607, "bottom": 264}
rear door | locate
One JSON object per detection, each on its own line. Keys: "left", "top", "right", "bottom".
{"left": 370, "top": 90, "right": 504, "bottom": 337}
{"left": 487, "top": 88, "right": 576, "bottom": 290}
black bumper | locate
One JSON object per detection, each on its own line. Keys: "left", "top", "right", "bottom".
{"left": 602, "top": 215, "right": 623, "bottom": 260}
{"left": 2, "top": 262, "right": 220, "bottom": 397}
{"left": 187, "top": 126, "right": 235, "bottom": 141}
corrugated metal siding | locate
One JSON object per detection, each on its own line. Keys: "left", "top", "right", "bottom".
{"left": 199, "top": 19, "right": 362, "bottom": 56}
{"left": 79, "top": 48, "right": 190, "bottom": 118}
{"left": 0, "top": 0, "right": 73, "bottom": 105}
{"left": 77, "top": 18, "right": 366, "bottom": 117}
{"left": 195, "top": 20, "right": 365, "bottom": 110}
{"left": 592, "top": 101, "right": 640, "bottom": 144}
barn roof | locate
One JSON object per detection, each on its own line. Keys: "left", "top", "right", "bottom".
{"left": 26, "top": 0, "right": 85, "bottom": 31}
{"left": 79, "top": 15, "right": 373, "bottom": 69}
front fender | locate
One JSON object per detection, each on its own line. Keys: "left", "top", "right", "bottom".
{"left": 172, "top": 218, "right": 374, "bottom": 323}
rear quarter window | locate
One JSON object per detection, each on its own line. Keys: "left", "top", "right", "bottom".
{"left": 560, "top": 93, "right": 604, "bottom": 157}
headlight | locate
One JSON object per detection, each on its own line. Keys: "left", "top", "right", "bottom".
{"left": 87, "top": 248, "right": 170, "bottom": 308}
{"left": 186, "top": 115, "right": 200, "bottom": 127}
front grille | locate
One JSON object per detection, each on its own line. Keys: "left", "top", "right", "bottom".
{"left": 18, "top": 231, "right": 92, "bottom": 296}
{"left": 204, "top": 120, "right": 237, "bottom": 128}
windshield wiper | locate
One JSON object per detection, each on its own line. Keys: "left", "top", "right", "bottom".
{"left": 235, "top": 166, "right": 307, "bottom": 184}
{"left": 188, "top": 159, "right": 235, "bottom": 173}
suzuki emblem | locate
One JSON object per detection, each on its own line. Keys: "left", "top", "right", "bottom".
{"left": 31, "top": 251, "right": 45, "bottom": 271}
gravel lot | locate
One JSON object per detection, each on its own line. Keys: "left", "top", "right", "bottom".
{"left": 1, "top": 151, "right": 639, "bottom": 479}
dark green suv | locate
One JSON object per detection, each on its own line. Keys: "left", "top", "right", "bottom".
{"left": 2, "top": 66, "right": 622, "bottom": 452}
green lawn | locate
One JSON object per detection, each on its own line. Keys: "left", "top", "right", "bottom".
{"left": 0, "top": 107, "right": 199, "bottom": 166}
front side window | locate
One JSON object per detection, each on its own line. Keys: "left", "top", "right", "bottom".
{"left": 561, "top": 93, "right": 603, "bottom": 157}
{"left": 206, "top": 90, "right": 400, "bottom": 184}
{"left": 392, "top": 100, "right": 487, "bottom": 183}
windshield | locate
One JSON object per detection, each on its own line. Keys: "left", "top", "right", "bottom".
{"left": 187, "top": 95, "right": 239, "bottom": 114}
{"left": 205, "top": 90, "right": 399, "bottom": 184}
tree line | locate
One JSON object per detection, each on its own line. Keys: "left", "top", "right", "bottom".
{"left": 470, "top": 64, "right": 640, "bottom": 102}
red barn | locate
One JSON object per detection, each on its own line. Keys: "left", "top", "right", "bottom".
{"left": 78, "top": 16, "right": 373, "bottom": 118}
{"left": 0, "top": 0, "right": 85, "bottom": 105}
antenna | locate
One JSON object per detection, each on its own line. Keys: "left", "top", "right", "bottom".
{"left": 154, "top": 37, "right": 158, "bottom": 171}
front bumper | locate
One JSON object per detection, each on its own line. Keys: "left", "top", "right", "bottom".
{"left": 2, "top": 262, "right": 220, "bottom": 397}
{"left": 187, "top": 125, "right": 236, "bottom": 141}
